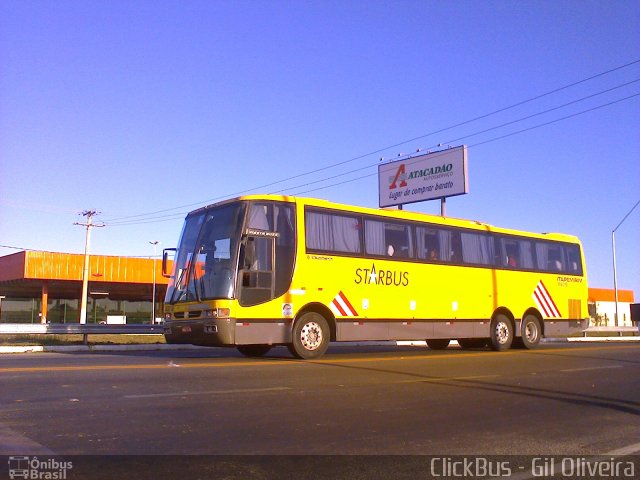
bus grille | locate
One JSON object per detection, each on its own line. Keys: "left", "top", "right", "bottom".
{"left": 173, "top": 311, "right": 202, "bottom": 319}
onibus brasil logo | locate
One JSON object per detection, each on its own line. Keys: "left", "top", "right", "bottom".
{"left": 8, "top": 456, "right": 73, "bottom": 480}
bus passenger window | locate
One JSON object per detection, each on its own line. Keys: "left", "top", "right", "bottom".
{"left": 365, "top": 219, "right": 412, "bottom": 259}
{"left": 536, "top": 241, "right": 566, "bottom": 273}
{"left": 506, "top": 246, "right": 519, "bottom": 268}
{"left": 450, "top": 232, "right": 463, "bottom": 263}
{"left": 384, "top": 223, "right": 412, "bottom": 259}
{"left": 566, "top": 245, "right": 582, "bottom": 274}
{"left": 416, "top": 227, "right": 441, "bottom": 262}
{"left": 550, "top": 255, "right": 563, "bottom": 271}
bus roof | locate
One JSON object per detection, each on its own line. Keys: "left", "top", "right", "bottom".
{"left": 192, "top": 194, "right": 581, "bottom": 245}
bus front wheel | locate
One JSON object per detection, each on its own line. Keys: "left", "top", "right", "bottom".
{"left": 489, "top": 314, "right": 513, "bottom": 351}
{"left": 288, "top": 312, "right": 330, "bottom": 360}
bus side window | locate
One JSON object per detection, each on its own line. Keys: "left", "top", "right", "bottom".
{"left": 566, "top": 244, "right": 583, "bottom": 274}
{"left": 416, "top": 227, "right": 440, "bottom": 261}
{"left": 535, "top": 241, "right": 566, "bottom": 273}
{"left": 450, "top": 231, "right": 463, "bottom": 263}
{"left": 306, "top": 210, "right": 362, "bottom": 254}
{"left": 503, "top": 239, "right": 520, "bottom": 268}
{"left": 365, "top": 219, "right": 413, "bottom": 258}
{"left": 460, "top": 232, "right": 495, "bottom": 266}
{"left": 386, "top": 223, "right": 413, "bottom": 258}
{"left": 548, "top": 246, "right": 564, "bottom": 272}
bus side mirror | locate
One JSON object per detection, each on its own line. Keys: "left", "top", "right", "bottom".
{"left": 162, "top": 248, "right": 176, "bottom": 278}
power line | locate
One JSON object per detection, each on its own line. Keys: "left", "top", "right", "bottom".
{"left": 0, "top": 244, "right": 33, "bottom": 251}
{"left": 288, "top": 92, "right": 640, "bottom": 196}
{"left": 277, "top": 90, "right": 640, "bottom": 195}
{"left": 107, "top": 213, "right": 186, "bottom": 227}
{"left": 106, "top": 89, "right": 640, "bottom": 224}
{"left": 103, "top": 58, "right": 640, "bottom": 224}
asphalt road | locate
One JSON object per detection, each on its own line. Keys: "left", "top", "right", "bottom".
{"left": 1, "top": 343, "right": 639, "bottom": 478}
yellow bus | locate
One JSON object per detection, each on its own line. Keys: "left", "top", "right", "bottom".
{"left": 162, "top": 194, "right": 588, "bottom": 359}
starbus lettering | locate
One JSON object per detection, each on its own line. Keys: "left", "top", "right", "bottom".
{"left": 355, "top": 264, "right": 409, "bottom": 287}
{"left": 408, "top": 163, "right": 453, "bottom": 179}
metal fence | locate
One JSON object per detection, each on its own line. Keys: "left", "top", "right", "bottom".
{"left": 0, "top": 323, "right": 164, "bottom": 344}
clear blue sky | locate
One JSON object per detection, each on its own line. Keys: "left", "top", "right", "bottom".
{"left": 1, "top": 0, "right": 639, "bottom": 297}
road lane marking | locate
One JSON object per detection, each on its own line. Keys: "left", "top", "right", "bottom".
{"left": 606, "top": 441, "right": 640, "bottom": 456}
{"left": 560, "top": 365, "right": 624, "bottom": 373}
{"left": 123, "top": 386, "right": 291, "bottom": 399}
{"left": 395, "top": 374, "right": 500, "bottom": 384}
{"left": 0, "top": 344, "right": 637, "bottom": 374}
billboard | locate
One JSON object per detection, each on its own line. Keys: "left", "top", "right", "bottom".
{"left": 378, "top": 145, "right": 468, "bottom": 208}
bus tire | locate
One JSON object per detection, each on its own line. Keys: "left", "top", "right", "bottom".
{"left": 489, "top": 314, "right": 513, "bottom": 351}
{"left": 426, "top": 339, "right": 450, "bottom": 350}
{"left": 287, "top": 312, "right": 330, "bottom": 359}
{"left": 457, "top": 338, "right": 487, "bottom": 349}
{"left": 521, "top": 314, "right": 542, "bottom": 349}
{"left": 237, "top": 344, "right": 272, "bottom": 357}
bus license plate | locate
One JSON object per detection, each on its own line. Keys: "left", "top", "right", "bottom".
{"left": 182, "top": 326, "right": 192, "bottom": 333}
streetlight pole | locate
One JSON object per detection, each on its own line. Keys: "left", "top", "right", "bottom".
{"left": 612, "top": 199, "right": 640, "bottom": 327}
{"left": 150, "top": 241, "right": 159, "bottom": 324}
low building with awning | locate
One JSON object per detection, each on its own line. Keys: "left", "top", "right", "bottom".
{"left": 588, "top": 287, "right": 635, "bottom": 327}
{"left": 0, "top": 251, "right": 169, "bottom": 324}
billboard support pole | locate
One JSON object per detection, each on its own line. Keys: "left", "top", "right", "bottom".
{"left": 441, "top": 197, "right": 446, "bottom": 217}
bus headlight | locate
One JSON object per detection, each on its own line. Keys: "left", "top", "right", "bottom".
{"left": 204, "top": 308, "right": 230, "bottom": 319}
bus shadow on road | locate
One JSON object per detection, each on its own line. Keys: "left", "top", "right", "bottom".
{"left": 300, "top": 351, "right": 640, "bottom": 417}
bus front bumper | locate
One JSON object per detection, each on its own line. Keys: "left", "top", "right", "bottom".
{"left": 163, "top": 318, "right": 236, "bottom": 347}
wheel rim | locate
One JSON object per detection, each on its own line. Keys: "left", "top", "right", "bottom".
{"left": 525, "top": 320, "right": 539, "bottom": 343}
{"left": 300, "top": 321, "right": 323, "bottom": 351}
{"left": 495, "top": 321, "right": 510, "bottom": 344}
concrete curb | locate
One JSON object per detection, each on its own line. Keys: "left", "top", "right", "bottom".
{"left": 566, "top": 336, "right": 640, "bottom": 342}
{"left": 0, "top": 344, "right": 213, "bottom": 354}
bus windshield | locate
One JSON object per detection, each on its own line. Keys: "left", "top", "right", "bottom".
{"left": 166, "top": 202, "right": 246, "bottom": 304}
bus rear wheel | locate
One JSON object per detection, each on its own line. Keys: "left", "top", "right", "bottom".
{"left": 521, "top": 314, "right": 542, "bottom": 349}
{"left": 237, "top": 344, "right": 272, "bottom": 357}
{"left": 489, "top": 314, "right": 513, "bottom": 351}
{"left": 426, "top": 339, "right": 450, "bottom": 350}
{"left": 288, "top": 312, "right": 330, "bottom": 360}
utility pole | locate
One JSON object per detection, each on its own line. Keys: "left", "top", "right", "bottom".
{"left": 74, "top": 210, "right": 104, "bottom": 324}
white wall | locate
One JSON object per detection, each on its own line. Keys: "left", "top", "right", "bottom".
{"left": 593, "top": 301, "right": 633, "bottom": 326}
